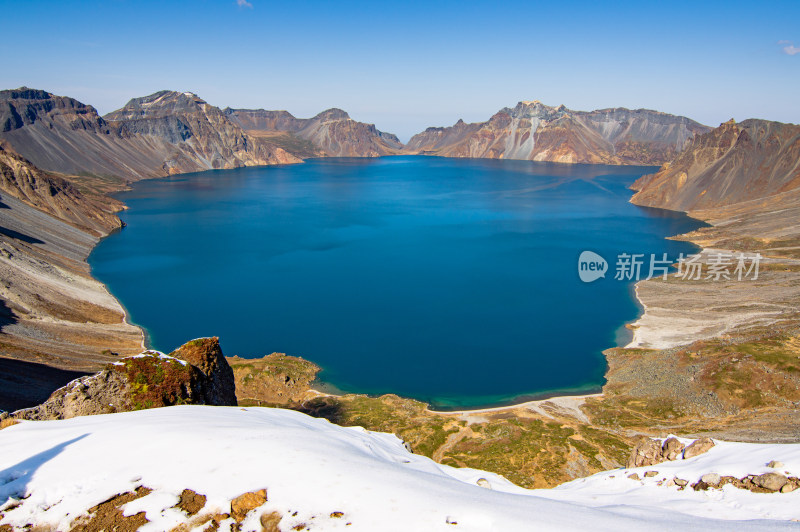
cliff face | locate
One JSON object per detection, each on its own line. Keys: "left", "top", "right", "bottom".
{"left": 0, "top": 88, "right": 300, "bottom": 181}
{"left": 226, "top": 107, "right": 404, "bottom": 157}
{"left": 407, "top": 101, "right": 710, "bottom": 165}
{"left": 630, "top": 119, "right": 800, "bottom": 212}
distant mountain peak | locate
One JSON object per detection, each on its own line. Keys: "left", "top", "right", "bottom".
{"left": 105, "top": 90, "right": 212, "bottom": 121}
{"left": 314, "top": 108, "right": 350, "bottom": 121}
{"left": 226, "top": 107, "right": 402, "bottom": 157}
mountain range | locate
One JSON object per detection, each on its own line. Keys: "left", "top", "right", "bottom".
{"left": 225, "top": 107, "right": 404, "bottom": 157}
{"left": 406, "top": 100, "right": 711, "bottom": 165}
{"left": 1, "top": 88, "right": 721, "bottom": 178}
{"left": 0, "top": 88, "right": 299, "bottom": 182}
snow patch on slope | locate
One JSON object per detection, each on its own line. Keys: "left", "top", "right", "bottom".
{"left": 1, "top": 407, "right": 798, "bottom": 531}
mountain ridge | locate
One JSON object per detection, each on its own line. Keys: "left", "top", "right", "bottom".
{"left": 407, "top": 100, "right": 711, "bottom": 165}
{"left": 0, "top": 88, "right": 300, "bottom": 182}
{"left": 225, "top": 106, "right": 404, "bottom": 157}
{"left": 631, "top": 118, "right": 800, "bottom": 212}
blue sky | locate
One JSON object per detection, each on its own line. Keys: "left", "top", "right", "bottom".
{"left": 2, "top": 0, "right": 798, "bottom": 141}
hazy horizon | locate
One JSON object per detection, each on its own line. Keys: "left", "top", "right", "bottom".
{"left": 3, "top": 0, "right": 799, "bottom": 142}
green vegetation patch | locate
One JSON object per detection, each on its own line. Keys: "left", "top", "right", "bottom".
{"left": 300, "top": 394, "right": 463, "bottom": 459}
{"left": 113, "top": 355, "right": 201, "bottom": 410}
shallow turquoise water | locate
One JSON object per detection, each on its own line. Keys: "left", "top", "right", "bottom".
{"left": 89, "top": 156, "right": 703, "bottom": 408}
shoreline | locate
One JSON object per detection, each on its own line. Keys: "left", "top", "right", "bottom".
{"left": 85, "top": 223, "right": 149, "bottom": 353}
{"left": 304, "top": 383, "right": 605, "bottom": 416}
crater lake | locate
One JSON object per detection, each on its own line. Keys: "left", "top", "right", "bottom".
{"left": 89, "top": 156, "right": 704, "bottom": 408}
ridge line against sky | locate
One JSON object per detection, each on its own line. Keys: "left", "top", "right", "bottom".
{"left": 2, "top": 0, "right": 798, "bottom": 142}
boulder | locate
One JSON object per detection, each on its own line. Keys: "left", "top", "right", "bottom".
{"left": 753, "top": 473, "right": 789, "bottom": 492}
{"left": 626, "top": 437, "right": 663, "bottom": 468}
{"left": 767, "top": 460, "right": 784, "bottom": 469}
{"left": 476, "top": 478, "right": 492, "bottom": 489}
{"left": 700, "top": 473, "right": 721, "bottom": 486}
{"left": 661, "top": 437, "right": 685, "bottom": 460}
{"left": 230, "top": 489, "right": 268, "bottom": 522}
{"left": 683, "top": 437, "right": 715, "bottom": 459}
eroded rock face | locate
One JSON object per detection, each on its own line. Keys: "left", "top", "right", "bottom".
{"left": 14, "top": 338, "right": 237, "bottom": 420}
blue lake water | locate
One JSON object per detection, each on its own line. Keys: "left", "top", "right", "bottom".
{"left": 89, "top": 156, "right": 704, "bottom": 408}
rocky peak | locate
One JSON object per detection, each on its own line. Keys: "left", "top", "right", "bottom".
{"left": 505, "top": 100, "right": 568, "bottom": 121}
{"left": 105, "top": 90, "right": 210, "bottom": 120}
{"left": 313, "top": 108, "right": 350, "bottom": 121}
{"left": 0, "top": 87, "right": 108, "bottom": 134}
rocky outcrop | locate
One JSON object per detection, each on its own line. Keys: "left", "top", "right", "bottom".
{"left": 226, "top": 107, "right": 404, "bottom": 157}
{"left": 13, "top": 338, "right": 237, "bottom": 420}
{"left": 630, "top": 119, "right": 800, "bottom": 211}
{"left": 627, "top": 436, "right": 713, "bottom": 468}
{"left": 170, "top": 337, "right": 236, "bottom": 406}
{"left": 406, "top": 100, "right": 710, "bottom": 165}
{"left": 0, "top": 88, "right": 300, "bottom": 181}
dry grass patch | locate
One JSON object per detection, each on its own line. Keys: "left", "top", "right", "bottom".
{"left": 0, "top": 418, "right": 19, "bottom": 430}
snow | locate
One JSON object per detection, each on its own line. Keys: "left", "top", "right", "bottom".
{"left": 111, "top": 350, "right": 187, "bottom": 366}
{"left": 1, "top": 407, "right": 798, "bottom": 531}
{"left": 548, "top": 436, "right": 800, "bottom": 522}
